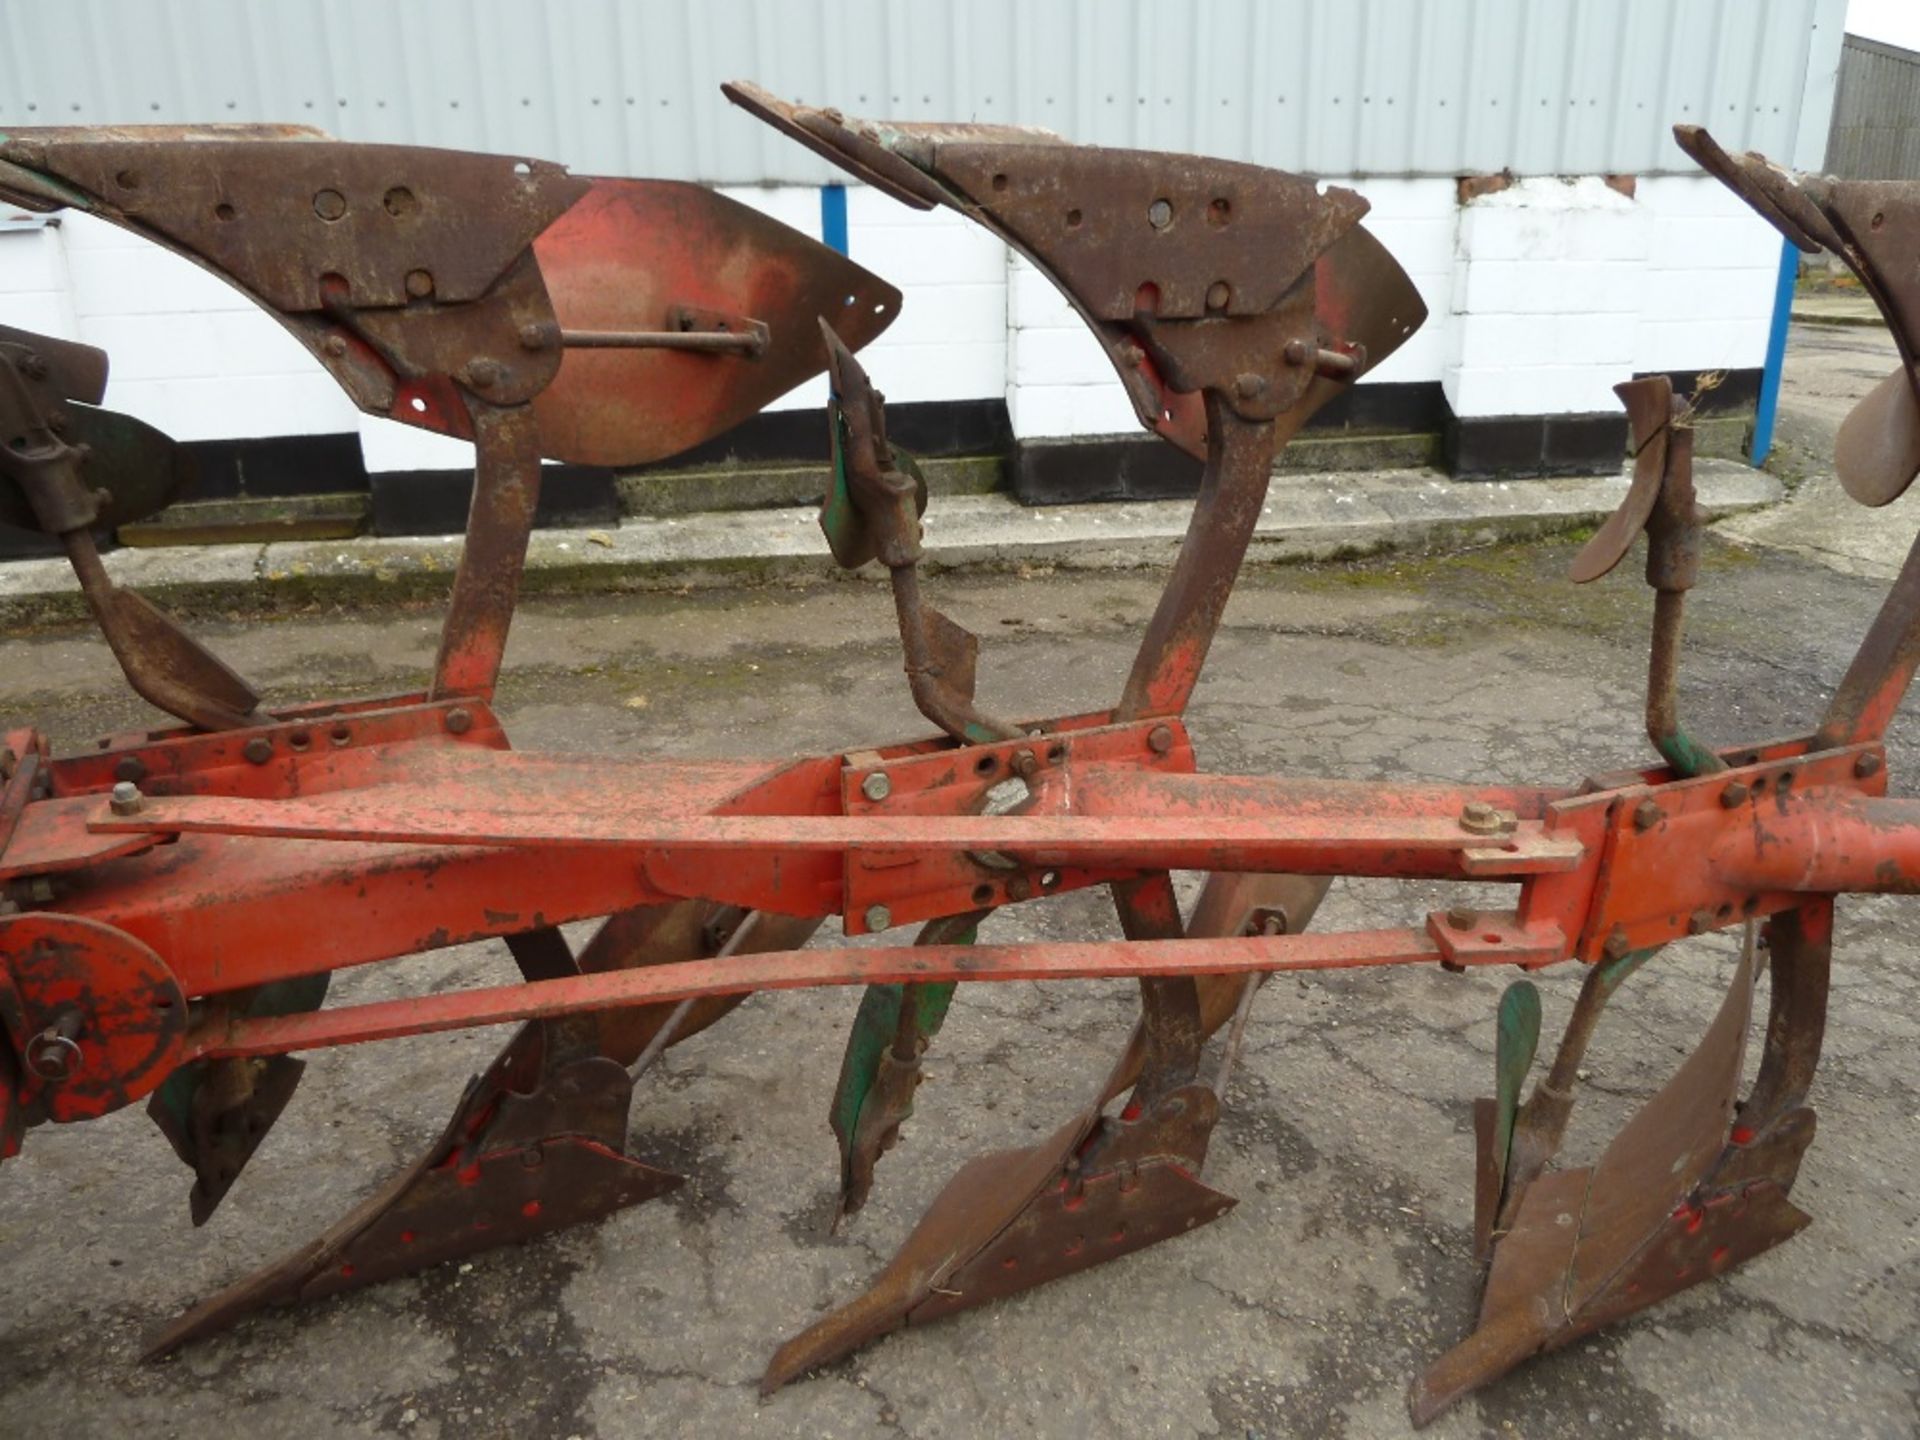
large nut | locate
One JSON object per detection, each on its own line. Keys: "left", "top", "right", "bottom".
{"left": 1458, "top": 801, "right": 1503, "bottom": 835}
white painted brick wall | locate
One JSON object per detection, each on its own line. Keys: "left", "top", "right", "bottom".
{"left": 1443, "top": 177, "right": 1650, "bottom": 419}
{"left": 0, "top": 219, "right": 80, "bottom": 341}
{"left": 1632, "top": 175, "right": 1783, "bottom": 373}
{"left": 37, "top": 210, "right": 361, "bottom": 444}
{"left": 0, "top": 172, "right": 1792, "bottom": 464}
{"left": 1345, "top": 178, "right": 1457, "bottom": 388}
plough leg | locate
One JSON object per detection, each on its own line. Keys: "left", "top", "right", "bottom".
{"left": 1414, "top": 908, "right": 1829, "bottom": 1424}
{"left": 763, "top": 870, "right": 1329, "bottom": 1392}
{"left": 146, "top": 901, "right": 822, "bottom": 1357}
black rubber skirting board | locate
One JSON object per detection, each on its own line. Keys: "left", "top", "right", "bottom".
{"left": 368, "top": 399, "right": 1014, "bottom": 536}
{"left": 370, "top": 465, "right": 621, "bottom": 537}
{"left": 1444, "top": 412, "right": 1629, "bottom": 480}
{"left": 1447, "top": 368, "right": 1761, "bottom": 480}
{"left": 623, "top": 397, "right": 1013, "bottom": 472}
{"left": 1011, "top": 370, "right": 1762, "bottom": 503}
{"left": 1011, "top": 381, "right": 1447, "bottom": 504}
{"left": 179, "top": 433, "right": 370, "bottom": 501}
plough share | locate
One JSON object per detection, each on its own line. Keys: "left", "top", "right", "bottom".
{"left": 0, "top": 89, "right": 1915, "bottom": 1422}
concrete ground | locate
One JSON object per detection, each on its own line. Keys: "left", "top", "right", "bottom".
{"left": 1722, "top": 317, "right": 1920, "bottom": 580}
{"left": 3, "top": 322, "right": 1919, "bottom": 1439}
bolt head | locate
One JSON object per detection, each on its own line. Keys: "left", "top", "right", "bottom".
{"left": 1205, "top": 280, "right": 1231, "bottom": 311}
{"left": 467, "top": 359, "right": 501, "bottom": 389}
{"left": 1458, "top": 801, "right": 1506, "bottom": 835}
{"left": 1233, "top": 372, "right": 1267, "bottom": 399}
{"left": 1855, "top": 752, "right": 1883, "bottom": 779}
{"left": 1719, "top": 781, "right": 1750, "bottom": 809}
{"left": 1147, "top": 724, "right": 1175, "bottom": 755}
{"left": 404, "top": 268, "right": 435, "bottom": 299}
{"left": 861, "top": 771, "right": 892, "bottom": 802}
{"left": 1687, "top": 909, "right": 1714, "bottom": 936}
{"left": 864, "top": 904, "right": 892, "bottom": 933}
{"left": 445, "top": 707, "right": 474, "bottom": 735}
{"left": 519, "top": 321, "right": 555, "bottom": 351}
{"left": 109, "top": 780, "right": 142, "bottom": 815}
{"left": 1011, "top": 748, "right": 1039, "bottom": 778}
{"left": 1445, "top": 905, "right": 1476, "bottom": 932}
{"left": 1006, "top": 876, "right": 1034, "bottom": 902}
{"left": 1602, "top": 928, "right": 1632, "bottom": 961}
{"left": 1632, "top": 799, "right": 1663, "bottom": 832}
{"left": 1283, "top": 338, "right": 1312, "bottom": 366}
{"left": 242, "top": 736, "right": 273, "bottom": 766}
{"left": 312, "top": 187, "right": 347, "bottom": 221}
{"left": 26, "top": 1032, "right": 79, "bottom": 1081}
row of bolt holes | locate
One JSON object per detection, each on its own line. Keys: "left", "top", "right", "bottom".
{"left": 113, "top": 161, "right": 536, "bottom": 223}
{"left": 986, "top": 172, "right": 1233, "bottom": 235}
{"left": 283, "top": 724, "right": 353, "bottom": 753}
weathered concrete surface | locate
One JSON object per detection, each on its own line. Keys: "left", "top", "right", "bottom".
{"left": 1721, "top": 321, "right": 1920, "bottom": 579}
{"left": 0, "top": 460, "right": 1782, "bottom": 628}
{"left": 2, "top": 519, "right": 1917, "bottom": 1439}
{"left": 1788, "top": 290, "right": 1885, "bottom": 328}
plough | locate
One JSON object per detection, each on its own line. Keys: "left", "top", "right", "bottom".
{"left": 0, "top": 87, "right": 1914, "bottom": 1423}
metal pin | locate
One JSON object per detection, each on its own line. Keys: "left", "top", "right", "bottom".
{"left": 1213, "top": 915, "right": 1281, "bottom": 1095}
{"left": 629, "top": 911, "right": 762, "bottom": 1081}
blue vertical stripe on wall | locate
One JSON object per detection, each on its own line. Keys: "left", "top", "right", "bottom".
{"left": 1749, "top": 238, "right": 1800, "bottom": 467}
{"left": 820, "top": 184, "right": 848, "bottom": 255}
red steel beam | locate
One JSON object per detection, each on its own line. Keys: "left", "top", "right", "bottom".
{"left": 191, "top": 924, "right": 1487, "bottom": 1060}
{"left": 90, "top": 765, "right": 1583, "bottom": 879}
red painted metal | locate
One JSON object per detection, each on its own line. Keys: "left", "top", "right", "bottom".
{"left": 189, "top": 928, "right": 1451, "bottom": 1061}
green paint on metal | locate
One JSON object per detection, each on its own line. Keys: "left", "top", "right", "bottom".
{"left": 828, "top": 970, "right": 963, "bottom": 1153}
{"left": 149, "top": 973, "right": 330, "bottom": 1137}
{"left": 1490, "top": 980, "right": 1541, "bottom": 1186}
{"left": 0, "top": 157, "right": 95, "bottom": 211}
{"left": 1655, "top": 728, "right": 1722, "bottom": 782}
{"left": 1594, "top": 945, "right": 1656, "bottom": 1000}
{"left": 817, "top": 402, "right": 864, "bottom": 568}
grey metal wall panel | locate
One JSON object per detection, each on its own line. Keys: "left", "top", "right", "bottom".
{"left": 1826, "top": 35, "right": 1920, "bottom": 180}
{"left": 0, "top": 0, "right": 1843, "bottom": 180}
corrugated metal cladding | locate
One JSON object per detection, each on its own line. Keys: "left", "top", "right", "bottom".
{"left": 1825, "top": 35, "right": 1920, "bottom": 180}
{"left": 0, "top": 0, "right": 1842, "bottom": 181}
